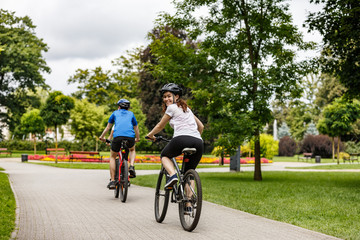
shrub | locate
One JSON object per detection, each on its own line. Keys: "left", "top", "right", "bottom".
{"left": 344, "top": 141, "right": 360, "bottom": 154}
{"left": 278, "top": 136, "right": 297, "bottom": 156}
{"left": 299, "top": 135, "right": 344, "bottom": 158}
{"left": 242, "top": 134, "right": 278, "bottom": 159}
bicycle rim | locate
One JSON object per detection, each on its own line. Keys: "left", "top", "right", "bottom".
{"left": 179, "top": 169, "right": 202, "bottom": 232}
{"left": 154, "top": 168, "right": 170, "bottom": 223}
{"left": 120, "top": 160, "right": 128, "bottom": 202}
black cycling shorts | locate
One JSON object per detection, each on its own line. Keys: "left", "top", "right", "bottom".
{"left": 111, "top": 136, "right": 135, "bottom": 153}
{"left": 161, "top": 135, "right": 203, "bottom": 172}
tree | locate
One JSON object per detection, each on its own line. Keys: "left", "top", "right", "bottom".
{"left": 40, "top": 91, "right": 75, "bottom": 163}
{"left": 317, "top": 98, "right": 360, "bottom": 163}
{"left": 0, "top": 10, "right": 50, "bottom": 133}
{"left": 278, "top": 122, "right": 291, "bottom": 139}
{"left": 70, "top": 99, "right": 104, "bottom": 151}
{"left": 150, "top": 0, "right": 314, "bottom": 180}
{"left": 306, "top": 0, "right": 360, "bottom": 98}
{"left": 305, "top": 122, "right": 319, "bottom": 136}
{"left": 20, "top": 109, "right": 45, "bottom": 154}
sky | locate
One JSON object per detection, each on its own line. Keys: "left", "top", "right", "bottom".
{"left": 2, "top": 0, "right": 323, "bottom": 95}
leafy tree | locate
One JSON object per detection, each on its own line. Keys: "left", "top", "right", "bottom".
{"left": 20, "top": 109, "right": 45, "bottom": 154}
{"left": 306, "top": 0, "right": 360, "bottom": 98}
{"left": 314, "top": 74, "right": 346, "bottom": 109}
{"left": 278, "top": 122, "right": 291, "bottom": 139}
{"left": 317, "top": 98, "right": 360, "bottom": 163}
{"left": 305, "top": 122, "right": 319, "bottom": 136}
{"left": 40, "top": 91, "right": 75, "bottom": 163}
{"left": 0, "top": 10, "right": 50, "bottom": 132}
{"left": 0, "top": 10, "right": 50, "bottom": 137}
{"left": 68, "top": 50, "right": 141, "bottom": 110}
{"left": 286, "top": 100, "right": 312, "bottom": 140}
{"left": 149, "top": 0, "right": 314, "bottom": 180}
{"left": 70, "top": 99, "right": 104, "bottom": 151}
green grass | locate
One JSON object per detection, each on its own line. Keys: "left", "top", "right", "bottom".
{"left": 131, "top": 171, "right": 360, "bottom": 240}
{"left": 288, "top": 163, "right": 360, "bottom": 170}
{"left": 0, "top": 168, "right": 16, "bottom": 240}
{"left": 273, "top": 155, "right": 335, "bottom": 163}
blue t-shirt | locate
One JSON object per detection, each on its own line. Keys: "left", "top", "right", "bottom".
{"left": 108, "top": 109, "right": 138, "bottom": 138}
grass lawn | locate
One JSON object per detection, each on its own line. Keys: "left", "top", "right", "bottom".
{"left": 131, "top": 171, "right": 360, "bottom": 240}
{"left": 288, "top": 163, "right": 360, "bottom": 170}
{"left": 0, "top": 168, "right": 16, "bottom": 240}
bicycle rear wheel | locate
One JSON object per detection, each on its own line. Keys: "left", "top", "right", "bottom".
{"left": 120, "top": 159, "right": 129, "bottom": 202}
{"left": 114, "top": 158, "right": 120, "bottom": 198}
{"left": 154, "top": 168, "right": 170, "bottom": 223}
{"left": 179, "top": 169, "right": 202, "bottom": 232}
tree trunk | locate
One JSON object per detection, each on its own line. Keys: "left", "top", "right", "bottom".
{"left": 81, "top": 140, "right": 84, "bottom": 151}
{"left": 33, "top": 134, "right": 36, "bottom": 154}
{"left": 55, "top": 125, "right": 58, "bottom": 164}
{"left": 219, "top": 151, "right": 224, "bottom": 166}
{"left": 254, "top": 128, "right": 262, "bottom": 181}
{"left": 337, "top": 137, "right": 340, "bottom": 165}
{"left": 332, "top": 137, "right": 335, "bottom": 162}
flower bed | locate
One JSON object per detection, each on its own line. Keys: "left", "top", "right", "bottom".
{"left": 28, "top": 154, "right": 272, "bottom": 164}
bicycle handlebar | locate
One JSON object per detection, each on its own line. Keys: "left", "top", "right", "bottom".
{"left": 145, "top": 136, "right": 171, "bottom": 143}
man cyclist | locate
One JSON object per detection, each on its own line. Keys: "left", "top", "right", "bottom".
{"left": 99, "top": 99, "right": 140, "bottom": 189}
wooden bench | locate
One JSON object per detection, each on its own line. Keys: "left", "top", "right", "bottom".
{"left": 344, "top": 153, "right": 359, "bottom": 163}
{"left": 69, "top": 151, "right": 103, "bottom": 162}
{"left": 298, "top": 153, "right": 312, "bottom": 162}
{"left": 46, "top": 148, "right": 67, "bottom": 155}
{"left": 0, "top": 148, "right": 12, "bottom": 157}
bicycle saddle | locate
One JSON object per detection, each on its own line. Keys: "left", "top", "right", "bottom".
{"left": 182, "top": 148, "right": 196, "bottom": 155}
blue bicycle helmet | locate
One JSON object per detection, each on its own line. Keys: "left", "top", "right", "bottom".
{"left": 117, "top": 99, "right": 130, "bottom": 109}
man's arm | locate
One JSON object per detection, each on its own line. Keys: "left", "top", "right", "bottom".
{"left": 99, "top": 123, "right": 113, "bottom": 142}
{"left": 134, "top": 125, "right": 140, "bottom": 142}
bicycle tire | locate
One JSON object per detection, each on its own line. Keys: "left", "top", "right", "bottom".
{"left": 114, "top": 158, "right": 120, "bottom": 198}
{"left": 179, "top": 169, "right": 202, "bottom": 232}
{"left": 154, "top": 168, "right": 170, "bottom": 223}
{"left": 120, "top": 159, "right": 129, "bottom": 202}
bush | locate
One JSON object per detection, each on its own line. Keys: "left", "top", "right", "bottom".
{"left": 299, "top": 135, "right": 344, "bottom": 158}
{"left": 242, "top": 134, "right": 278, "bottom": 159}
{"left": 344, "top": 141, "right": 360, "bottom": 154}
{"left": 278, "top": 136, "right": 297, "bottom": 156}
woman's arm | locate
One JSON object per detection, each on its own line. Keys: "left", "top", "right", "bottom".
{"left": 194, "top": 116, "right": 204, "bottom": 134}
{"left": 146, "top": 114, "right": 171, "bottom": 139}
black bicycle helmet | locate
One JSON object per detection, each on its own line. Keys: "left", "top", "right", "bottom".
{"left": 117, "top": 99, "right": 130, "bottom": 109}
{"left": 159, "top": 83, "right": 183, "bottom": 96}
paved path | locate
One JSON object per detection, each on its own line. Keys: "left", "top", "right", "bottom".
{"left": 0, "top": 158, "right": 341, "bottom": 240}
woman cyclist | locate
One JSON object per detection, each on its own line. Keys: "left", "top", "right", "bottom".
{"left": 146, "top": 83, "right": 204, "bottom": 189}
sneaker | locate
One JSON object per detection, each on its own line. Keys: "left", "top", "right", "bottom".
{"left": 107, "top": 180, "right": 116, "bottom": 189}
{"left": 184, "top": 206, "right": 192, "bottom": 215}
{"left": 129, "top": 165, "right": 136, "bottom": 178}
{"left": 164, "top": 174, "right": 178, "bottom": 189}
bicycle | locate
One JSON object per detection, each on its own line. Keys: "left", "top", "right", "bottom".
{"left": 106, "top": 139, "right": 130, "bottom": 202}
{"left": 146, "top": 136, "right": 203, "bottom": 232}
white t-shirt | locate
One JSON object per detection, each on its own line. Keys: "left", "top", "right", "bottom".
{"left": 165, "top": 104, "right": 202, "bottom": 140}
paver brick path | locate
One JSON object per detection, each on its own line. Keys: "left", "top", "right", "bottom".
{"left": 0, "top": 159, "right": 340, "bottom": 240}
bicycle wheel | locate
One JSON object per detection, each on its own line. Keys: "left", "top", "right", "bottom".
{"left": 120, "top": 159, "right": 129, "bottom": 202}
{"left": 179, "top": 169, "right": 202, "bottom": 232}
{"left": 114, "top": 158, "right": 120, "bottom": 198}
{"left": 154, "top": 168, "right": 170, "bottom": 223}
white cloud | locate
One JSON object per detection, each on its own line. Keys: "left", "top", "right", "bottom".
{"left": 2, "top": 0, "right": 323, "bottom": 95}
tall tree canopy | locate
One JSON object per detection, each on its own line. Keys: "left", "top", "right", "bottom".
{"left": 148, "top": 0, "right": 314, "bottom": 180}
{"left": 20, "top": 109, "right": 45, "bottom": 154}
{"left": 0, "top": 10, "right": 50, "bottom": 135}
{"left": 306, "top": 0, "right": 360, "bottom": 98}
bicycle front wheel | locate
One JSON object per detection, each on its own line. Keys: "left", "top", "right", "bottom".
{"left": 179, "top": 169, "right": 202, "bottom": 232}
{"left": 154, "top": 168, "right": 170, "bottom": 223}
{"left": 120, "top": 160, "right": 129, "bottom": 202}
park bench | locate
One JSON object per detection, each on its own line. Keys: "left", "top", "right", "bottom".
{"left": 344, "top": 153, "right": 359, "bottom": 163}
{"left": 0, "top": 148, "right": 12, "bottom": 157}
{"left": 298, "top": 153, "right": 312, "bottom": 162}
{"left": 69, "top": 151, "right": 103, "bottom": 162}
{"left": 45, "top": 148, "right": 67, "bottom": 155}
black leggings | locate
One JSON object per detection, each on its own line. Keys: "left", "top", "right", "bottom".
{"left": 161, "top": 135, "right": 203, "bottom": 172}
